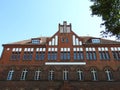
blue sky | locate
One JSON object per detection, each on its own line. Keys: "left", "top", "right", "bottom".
{"left": 0, "top": 0, "right": 114, "bottom": 55}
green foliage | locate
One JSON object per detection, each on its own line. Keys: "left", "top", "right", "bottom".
{"left": 90, "top": 0, "right": 120, "bottom": 39}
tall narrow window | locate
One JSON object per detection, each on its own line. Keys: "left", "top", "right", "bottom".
{"left": 34, "top": 70, "right": 41, "bottom": 80}
{"left": 36, "top": 52, "right": 45, "bottom": 60}
{"left": 105, "top": 69, "right": 113, "bottom": 81}
{"left": 112, "top": 51, "right": 120, "bottom": 60}
{"left": 48, "top": 52, "right": 57, "bottom": 60}
{"left": 86, "top": 51, "right": 96, "bottom": 60}
{"left": 73, "top": 48, "right": 84, "bottom": 60}
{"left": 63, "top": 69, "right": 68, "bottom": 80}
{"left": 91, "top": 69, "right": 98, "bottom": 81}
{"left": 7, "top": 69, "right": 14, "bottom": 80}
{"left": 61, "top": 52, "right": 70, "bottom": 60}
{"left": 20, "top": 69, "right": 28, "bottom": 80}
{"left": 11, "top": 48, "right": 22, "bottom": 60}
{"left": 48, "top": 69, "right": 54, "bottom": 80}
{"left": 23, "top": 48, "right": 34, "bottom": 60}
{"left": 77, "top": 69, "right": 84, "bottom": 80}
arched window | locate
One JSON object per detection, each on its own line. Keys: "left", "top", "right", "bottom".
{"left": 105, "top": 69, "right": 113, "bottom": 81}
{"left": 91, "top": 68, "right": 98, "bottom": 81}
{"left": 63, "top": 69, "right": 69, "bottom": 80}
{"left": 34, "top": 69, "right": 41, "bottom": 80}
{"left": 77, "top": 69, "right": 84, "bottom": 80}
{"left": 7, "top": 69, "right": 14, "bottom": 80}
{"left": 20, "top": 69, "right": 28, "bottom": 80}
{"left": 48, "top": 69, "right": 54, "bottom": 80}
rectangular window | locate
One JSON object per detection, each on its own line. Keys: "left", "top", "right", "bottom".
{"left": 99, "top": 51, "right": 110, "bottom": 60}
{"left": 48, "top": 52, "right": 57, "bottom": 60}
{"left": 77, "top": 71, "right": 84, "bottom": 80}
{"left": 34, "top": 70, "right": 41, "bottom": 80}
{"left": 61, "top": 52, "right": 70, "bottom": 60}
{"left": 7, "top": 70, "right": 14, "bottom": 80}
{"left": 74, "top": 52, "right": 84, "bottom": 60}
{"left": 36, "top": 52, "right": 45, "bottom": 60}
{"left": 11, "top": 52, "right": 21, "bottom": 60}
{"left": 86, "top": 51, "right": 96, "bottom": 60}
{"left": 32, "top": 39, "right": 40, "bottom": 44}
{"left": 23, "top": 52, "right": 33, "bottom": 60}
{"left": 48, "top": 70, "right": 54, "bottom": 80}
{"left": 63, "top": 70, "right": 68, "bottom": 80}
{"left": 112, "top": 51, "right": 120, "bottom": 60}
{"left": 20, "top": 70, "right": 27, "bottom": 80}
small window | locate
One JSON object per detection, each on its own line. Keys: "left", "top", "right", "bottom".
{"left": 66, "top": 38, "right": 68, "bottom": 43}
{"left": 61, "top": 38, "right": 64, "bottom": 42}
{"left": 48, "top": 69, "right": 54, "bottom": 80}
{"left": 105, "top": 69, "right": 113, "bottom": 81}
{"left": 20, "top": 69, "right": 28, "bottom": 80}
{"left": 32, "top": 39, "right": 40, "bottom": 44}
{"left": 77, "top": 69, "right": 84, "bottom": 80}
{"left": 92, "top": 39, "right": 100, "bottom": 43}
{"left": 34, "top": 70, "right": 41, "bottom": 80}
{"left": 63, "top": 69, "right": 68, "bottom": 80}
{"left": 91, "top": 69, "right": 98, "bottom": 81}
{"left": 7, "top": 69, "right": 14, "bottom": 80}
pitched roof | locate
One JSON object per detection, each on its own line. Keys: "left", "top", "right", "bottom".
{"left": 6, "top": 36, "right": 120, "bottom": 45}
{"left": 7, "top": 37, "right": 49, "bottom": 45}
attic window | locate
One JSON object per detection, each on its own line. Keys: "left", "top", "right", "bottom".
{"left": 32, "top": 39, "right": 40, "bottom": 44}
{"left": 92, "top": 39, "right": 101, "bottom": 43}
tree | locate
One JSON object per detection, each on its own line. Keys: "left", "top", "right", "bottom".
{"left": 90, "top": 0, "right": 120, "bottom": 39}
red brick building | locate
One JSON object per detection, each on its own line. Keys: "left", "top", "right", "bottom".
{"left": 0, "top": 21, "right": 120, "bottom": 90}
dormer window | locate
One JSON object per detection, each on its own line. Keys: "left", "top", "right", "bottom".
{"left": 92, "top": 39, "right": 101, "bottom": 43}
{"left": 32, "top": 39, "right": 40, "bottom": 44}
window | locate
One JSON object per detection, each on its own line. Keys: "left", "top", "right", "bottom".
{"left": 61, "top": 52, "right": 70, "bottom": 60}
{"left": 77, "top": 69, "right": 84, "bottom": 80}
{"left": 98, "top": 47, "right": 110, "bottom": 60}
{"left": 11, "top": 52, "right": 21, "bottom": 60}
{"left": 61, "top": 38, "right": 69, "bottom": 43}
{"left": 10, "top": 48, "right": 22, "bottom": 60}
{"left": 112, "top": 51, "right": 120, "bottom": 60}
{"left": 23, "top": 52, "right": 33, "bottom": 60}
{"left": 86, "top": 51, "right": 96, "bottom": 60}
{"left": 74, "top": 52, "right": 84, "bottom": 60}
{"left": 91, "top": 69, "right": 98, "bottom": 81}
{"left": 63, "top": 69, "right": 68, "bottom": 80}
{"left": 20, "top": 69, "right": 28, "bottom": 80}
{"left": 48, "top": 52, "right": 57, "bottom": 60}
{"left": 105, "top": 69, "right": 113, "bottom": 81}
{"left": 86, "top": 48, "right": 96, "bottom": 60}
{"left": 92, "top": 39, "right": 100, "bottom": 43}
{"left": 48, "top": 69, "right": 54, "bottom": 80}
{"left": 23, "top": 48, "right": 34, "bottom": 60}
{"left": 32, "top": 39, "right": 40, "bottom": 44}
{"left": 34, "top": 70, "right": 41, "bottom": 80}
{"left": 111, "top": 47, "right": 120, "bottom": 60}
{"left": 36, "top": 52, "right": 45, "bottom": 60}
{"left": 99, "top": 51, "right": 110, "bottom": 60}
{"left": 7, "top": 69, "right": 14, "bottom": 80}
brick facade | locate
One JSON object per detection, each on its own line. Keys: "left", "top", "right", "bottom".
{"left": 0, "top": 21, "right": 120, "bottom": 90}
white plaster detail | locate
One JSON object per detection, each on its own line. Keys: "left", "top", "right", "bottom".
{"left": 45, "top": 62, "right": 86, "bottom": 65}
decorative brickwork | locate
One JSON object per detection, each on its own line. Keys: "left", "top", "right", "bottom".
{"left": 0, "top": 21, "right": 120, "bottom": 90}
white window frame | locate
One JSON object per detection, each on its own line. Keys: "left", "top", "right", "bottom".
{"left": 7, "top": 69, "right": 14, "bottom": 80}
{"left": 20, "top": 69, "right": 28, "bottom": 80}
{"left": 49, "top": 69, "right": 54, "bottom": 80}
{"left": 63, "top": 69, "right": 68, "bottom": 80}
{"left": 34, "top": 70, "right": 41, "bottom": 80}
{"left": 91, "top": 69, "right": 97, "bottom": 81}
{"left": 77, "top": 70, "right": 83, "bottom": 80}
{"left": 105, "top": 69, "right": 113, "bottom": 81}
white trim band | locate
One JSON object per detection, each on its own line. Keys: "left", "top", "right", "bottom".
{"left": 45, "top": 62, "right": 86, "bottom": 65}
